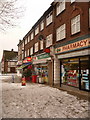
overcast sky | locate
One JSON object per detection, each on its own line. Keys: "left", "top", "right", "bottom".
{"left": 0, "top": 0, "right": 53, "bottom": 61}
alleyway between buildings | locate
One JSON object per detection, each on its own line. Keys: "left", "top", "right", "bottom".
{"left": 1, "top": 74, "right": 90, "bottom": 118}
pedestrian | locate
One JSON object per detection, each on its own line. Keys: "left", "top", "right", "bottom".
{"left": 12, "top": 75, "right": 14, "bottom": 83}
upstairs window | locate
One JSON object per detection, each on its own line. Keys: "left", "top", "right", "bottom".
{"left": 31, "top": 32, "right": 34, "bottom": 40}
{"left": 35, "top": 42, "right": 38, "bottom": 52}
{"left": 40, "top": 40, "right": 43, "bottom": 50}
{"left": 46, "top": 12, "right": 53, "bottom": 26}
{"left": 46, "top": 34, "right": 53, "bottom": 48}
{"left": 71, "top": 0, "right": 75, "bottom": 3}
{"left": 35, "top": 26, "right": 39, "bottom": 35}
{"left": 56, "top": 0, "right": 65, "bottom": 16}
{"left": 56, "top": 24, "right": 66, "bottom": 41}
{"left": 71, "top": 15, "right": 80, "bottom": 35}
{"left": 30, "top": 47, "right": 33, "bottom": 55}
{"left": 25, "top": 38, "right": 27, "bottom": 45}
{"left": 40, "top": 21, "right": 44, "bottom": 31}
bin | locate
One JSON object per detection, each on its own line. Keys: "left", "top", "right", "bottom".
{"left": 32, "top": 75, "right": 37, "bottom": 83}
{"left": 22, "top": 77, "right": 26, "bottom": 86}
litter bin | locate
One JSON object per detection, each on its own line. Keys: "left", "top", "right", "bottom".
{"left": 32, "top": 75, "right": 37, "bottom": 83}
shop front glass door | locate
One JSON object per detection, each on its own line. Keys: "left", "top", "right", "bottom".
{"left": 80, "top": 57, "right": 90, "bottom": 91}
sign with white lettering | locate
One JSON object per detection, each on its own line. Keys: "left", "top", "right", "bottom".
{"left": 55, "top": 38, "right": 90, "bottom": 54}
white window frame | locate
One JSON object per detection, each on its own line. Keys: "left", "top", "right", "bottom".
{"left": 71, "top": 0, "right": 75, "bottom": 3}
{"left": 40, "top": 40, "right": 43, "bottom": 50}
{"left": 56, "top": 0, "right": 65, "bottom": 16}
{"left": 40, "top": 21, "right": 44, "bottom": 31}
{"left": 25, "top": 51, "right": 26, "bottom": 57}
{"left": 35, "top": 42, "right": 38, "bottom": 52}
{"left": 28, "top": 49, "right": 29, "bottom": 56}
{"left": 46, "top": 12, "right": 53, "bottom": 26}
{"left": 35, "top": 26, "right": 39, "bottom": 35}
{"left": 46, "top": 34, "right": 53, "bottom": 48}
{"left": 30, "top": 47, "right": 33, "bottom": 55}
{"left": 56, "top": 24, "right": 66, "bottom": 41}
{"left": 8, "top": 68, "right": 10, "bottom": 72}
{"left": 71, "top": 15, "right": 80, "bottom": 35}
{"left": 31, "top": 32, "right": 34, "bottom": 40}
{"left": 25, "top": 38, "right": 27, "bottom": 45}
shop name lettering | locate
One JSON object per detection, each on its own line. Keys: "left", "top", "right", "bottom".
{"left": 56, "top": 39, "right": 90, "bottom": 53}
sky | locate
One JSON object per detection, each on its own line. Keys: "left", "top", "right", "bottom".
{"left": 0, "top": 0, "right": 53, "bottom": 61}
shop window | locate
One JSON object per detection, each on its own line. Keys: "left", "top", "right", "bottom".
{"left": 61, "top": 58, "right": 79, "bottom": 87}
{"left": 71, "top": 15, "right": 80, "bottom": 35}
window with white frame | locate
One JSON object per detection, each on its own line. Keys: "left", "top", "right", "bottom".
{"left": 30, "top": 47, "right": 33, "bottom": 55}
{"left": 11, "top": 62, "right": 15, "bottom": 66}
{"left": 56, "top": 24, "right": 66, "bottom": 41}
{"left": 40, "top": 40, "right": 43, "bottom": 50}
{"left": 40, "top": 21, "right": 44, "bottom": 31}
{"left": 8, "top": 68, "right": 10, "bottom": 72}
{"left": 28, "top": 49, "right": 29, "bottom": 56}
{"left": 35, "top": 42, "right": 38, "bottom": 52}
{"left": 56, "top": 0, "right": 65, "bottom": 16}
{"left": 31, "top": 32, "right": 34, "bottom": 40}
{"left": 8, "top": 62, "right": 11, "bottom": 66}
{"left": 46, "top": 34, "right": 52, "bottom": 48}
{"left": 28, "top": 35, "right": 30, "bottom": 42}
{"left": 46, "top": 12, "right": 53, "bottom": 26}
{"left": 25, "top": 38, "right": 27, "bottom": 45}
{"left": 71, "top": 0, "right": 75, "bottom": 3}
{"left": 89, "top": 8, "right": 90, "bottom": 28}
{"left": 71, "top": 15, "right": 80, "bottom": 35}
{"left": 35, "top": 26, "right": 39, "bottom": 35}
{"left": 25, "top": 51, "right": 26, "bottom": 57}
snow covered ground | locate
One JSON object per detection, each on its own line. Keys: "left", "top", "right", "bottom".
{"left": 1, "top": 74, "right": 90, "bottom": 118}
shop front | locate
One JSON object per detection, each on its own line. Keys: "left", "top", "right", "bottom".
{"left": 32, "top": 53, "right": 52, "bottom": 84}
{"left": 55, "top": 35, "right": 90, "bottom": 91}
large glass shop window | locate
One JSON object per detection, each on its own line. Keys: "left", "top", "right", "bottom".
{"left": 80, "top": 57, "right": 90, "bottom": 91}
{"left": 61, "top": 58, "right": 79, "bottom": 87}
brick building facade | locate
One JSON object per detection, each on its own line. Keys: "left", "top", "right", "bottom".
{"left": 1, "top": 49, "right": 18, "bottom": 74}
{"left": 17, "top": 0, "right": 90, "bottom": 91}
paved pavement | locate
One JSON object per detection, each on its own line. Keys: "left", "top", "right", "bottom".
{"left": 1, "top": 74, "right": 90, "bottom": 118}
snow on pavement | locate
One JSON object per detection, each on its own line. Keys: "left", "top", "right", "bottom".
{"left": 2, "top": 81, "right": 89, "bottom": 118}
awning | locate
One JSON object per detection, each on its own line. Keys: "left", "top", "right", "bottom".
{"left": 17, "top": 62, "right": 32, "bottom": 70}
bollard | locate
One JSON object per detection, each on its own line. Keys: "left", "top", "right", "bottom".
{"left": 12, "top": 75, "right": 14, "bottom": 83}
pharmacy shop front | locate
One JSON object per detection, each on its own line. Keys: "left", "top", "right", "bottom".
{"left": 55, "top": 37, "right": 90, "bottom": 91}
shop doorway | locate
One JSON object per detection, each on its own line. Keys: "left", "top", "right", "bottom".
{"left": 80, "top": 57, "right": 90, "bottom": 91}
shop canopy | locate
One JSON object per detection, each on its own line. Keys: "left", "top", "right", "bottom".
{"left": 17, "top": 62, "right": 32, "bottom": 70}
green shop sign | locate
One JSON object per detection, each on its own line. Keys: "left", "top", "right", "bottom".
{"left": 37, "top": 53, "right": 50, "bottom": 59}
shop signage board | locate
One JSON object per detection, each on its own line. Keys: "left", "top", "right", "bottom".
{"left": 37, "top": 53, "right": 50, "bottom": 60}
{"left": 55, "top": 38, "right": 90, "bottom": 54}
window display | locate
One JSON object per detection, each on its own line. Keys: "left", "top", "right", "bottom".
{"left": 61, "top": 57, "right": 90, "bottom": 91}
{"left": 61, "top": 59, "right": 79, "bottom": 87}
